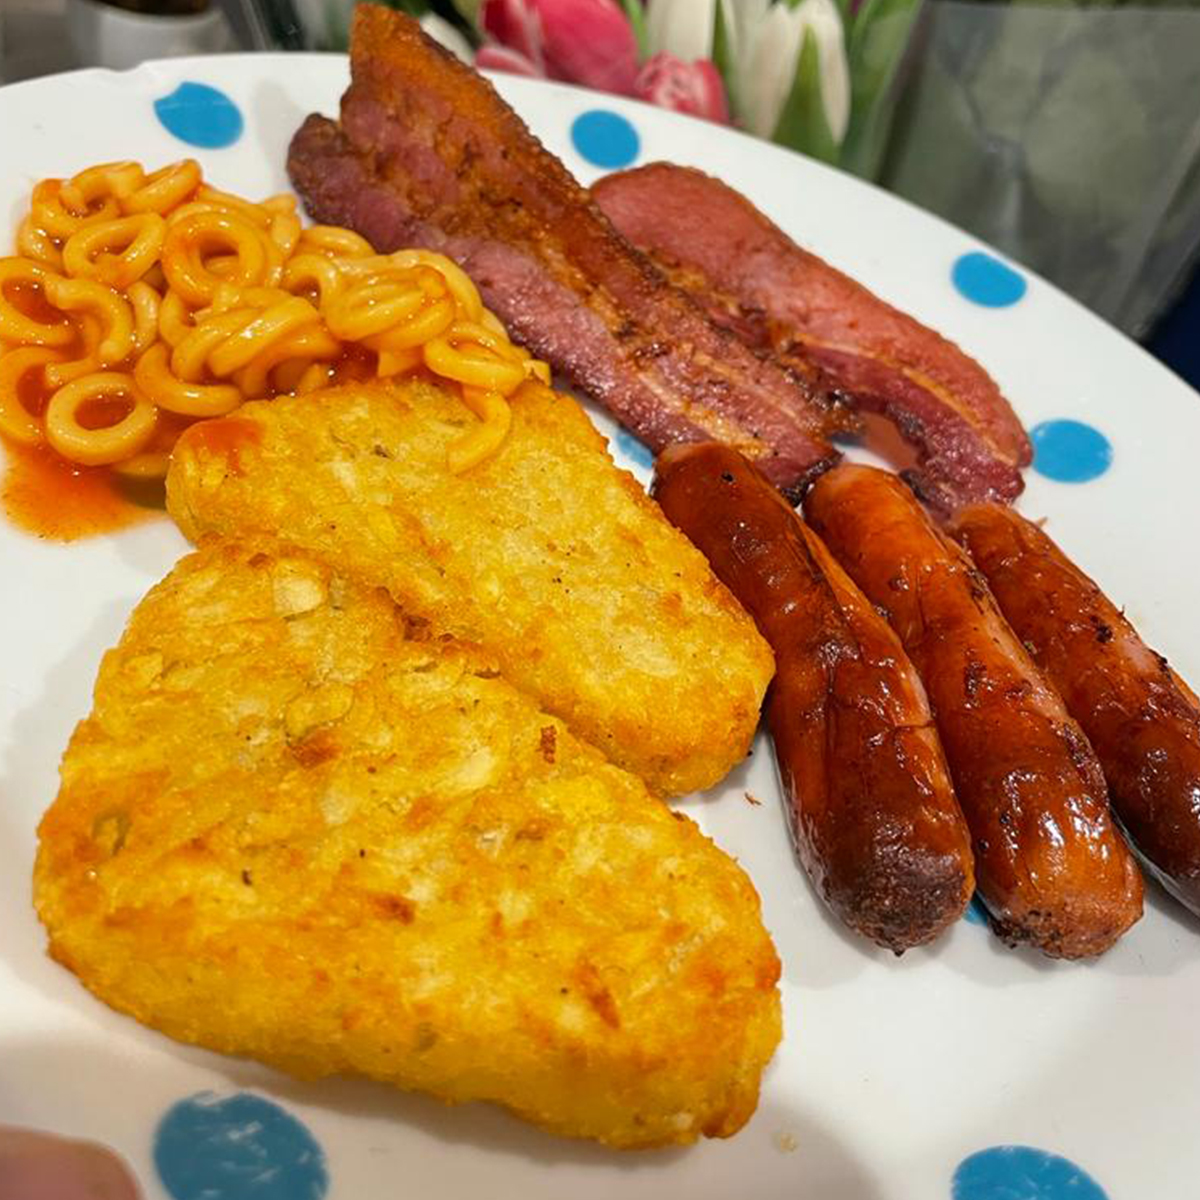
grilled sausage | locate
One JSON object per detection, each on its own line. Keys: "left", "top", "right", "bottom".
{"left": 950, "top": 503, "right": 1200, "bottom": 916}
{"left": 805, "top": 465, "right": 1143, "bottom": 958}
{"left": 654, "top": 444, "right": 974, "bottom": 952}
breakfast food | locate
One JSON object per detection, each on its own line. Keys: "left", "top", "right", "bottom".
{"left": 592, "top": 163, "right": 1031, "bottom": 513}
{"left": 34, "top": 539, "right": 781, "bottom": 1148}
{"left": 0, "top": 158, "right": 547, "bottom": 480}
{"left": 951, "top": 503, "right": 1200, "bottom": 916}
{"left": 654, "top": 443, "right": 974, "bottom": 952}
{"left": 166, "top": 378, "right": 774, "bottom": 797}
{"left": 806, "top": 465, "right": 1143, "bottom": 957}
{"left": 286, "top": 3, "right": 852, "bottom": 496}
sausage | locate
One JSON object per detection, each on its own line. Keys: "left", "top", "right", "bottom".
{"left": 653, "top": 443, "right": 974, "bottom": 952}
{"left": 805, "top": 464, "right": 1143, "bottom": 958}
{"left": 950, "top": 503, "right": 1200, "bottom": 916}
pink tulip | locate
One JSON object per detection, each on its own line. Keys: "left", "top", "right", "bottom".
{"left": 634, "top": 52, "right": 730, "bottom": 124}
{"left": 480, "top": 0, "right": 545, "bottom": 68}
{"left": 480, "top": 0, "right": 640, "bottom": 95}
{"left": 476, "top": 43, "right": 546, "bottom": 77}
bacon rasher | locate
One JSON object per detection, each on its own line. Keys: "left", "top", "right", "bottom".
{"left": 593, "top": 164, "right": 1031, "bottom": 511}
{"left": 287, "top": 5, "right": 850, "bottom": 496}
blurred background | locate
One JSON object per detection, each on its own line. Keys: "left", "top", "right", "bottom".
{"left": 1, "top": 0, "right": 1197, "bottom": 389}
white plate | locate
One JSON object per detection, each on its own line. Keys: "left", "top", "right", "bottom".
{"left": 2, "top": 54, "right": 1198, "bottom": 1200}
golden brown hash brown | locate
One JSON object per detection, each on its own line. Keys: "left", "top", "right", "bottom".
{"left": 34, "top": 540, "right": 782, "bottom": 1148}
{"left": 165, "top": 380, "right": 775, "bottom": 797}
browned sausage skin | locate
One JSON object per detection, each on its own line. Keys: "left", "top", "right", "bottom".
{"left": 950, "top": 503, "right": 1200, "bottom": 916}
{"left": 805, "top": 465, "right": 1142, "bottom": 958}
{"left": 653, "top": 443, "right": 974, "bottom": 952}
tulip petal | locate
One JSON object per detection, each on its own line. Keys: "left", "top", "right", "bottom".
{"left": 723, "top": 0, "right": 772, "bottom": 68}
{"left": 476, "top": 42, "right": 547, "bottom": 76}
{"left": 420, "top": 14, "right": 475, "bottom": 63}
{"left": 796, "top": 0, "right": 851, "bottom": 142}
{"left": 771, "top": 27, "right": 840, "bottom": 161}
{"left": 715, "top": 0, "right": 770, "bottom": 111}
{"left": 538, "top": 0, "right": 641, "bottom": 94}
{"left": 740, "top": 3, "right": 804, "bottom": 138}
{"left": 634, "top": 52, "right": 731, "bottom": 123}
{"left": 482, "top": 0, "right": 546, "bottom": 68}
{"left": 645, "top": 0, "right": 716, "bottom": 62}
{"left": 735, "top": 0, "right": 849, "bottom": 150}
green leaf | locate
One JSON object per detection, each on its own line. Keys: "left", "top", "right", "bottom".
{"left": 621, "top": 0, "right": 650, "bottom": 59}
{"left": 840, "top": 0, "right": 924, "bottom": 177}
{"left": 447, "top": 0, "right": 483, "bottom": 28}
{"left": 771, "top": 27, "right": 840, "bottom": 164}
{"left": 378, "top": 0, "right": 433, "bottom": 15}
{"left": 712, "top": 0, "right": 738, "bottom": 115}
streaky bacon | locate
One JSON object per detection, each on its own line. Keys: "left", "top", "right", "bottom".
{"left": 286, "top": 5, "right": 851, "bottom": 496}
{"left": 592, "top": 163, "right": 1032, "bottom": 512}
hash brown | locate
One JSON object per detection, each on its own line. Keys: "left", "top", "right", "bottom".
{"left": 34, "top": 540, "right": 782, "bottom": 1148}
{"left": 165, "top": 380, "right": 775, "bottom": 796}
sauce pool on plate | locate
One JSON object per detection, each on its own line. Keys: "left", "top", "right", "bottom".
{"left": 2, "top": 438, "right": 165, "bottom": 541}
{"left": 0, "top": 277, "right": 169, "bottom": 539}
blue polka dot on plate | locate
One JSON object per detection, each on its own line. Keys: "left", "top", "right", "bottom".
{"left": 953, "top": 1145, "right": 1108, "bottom": 1199}
{"left": 1030, "top": 419, "right": 1112, "bottom": 483}
{"left": 571, "top": 109, "right": 639, "bottom": 169}
{"left": 614, "top": 428, "right": 654, "bottom": 469}
{"left": 154, "top": 1092, "right": 328, "bottom": 1200}
{"left": 154, "top": 82, "right": 244, "bottom": 149}
{"left": 962, "top": 894, "right": 989, "bottom": 926}
{"left": 952, "top": 252, "right": 1027, "bottom": 308}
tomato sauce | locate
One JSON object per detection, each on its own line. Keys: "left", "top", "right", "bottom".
{"left": 4, "top": 280, "right": 70, "bottom": 329}
{"left": 1, "top": 439, "right": 163, "bottom": 542}
{"left": 0, "top": 350, "right": 180, "bottom": 541}
{"left": 1, "top": 325, "right": 388, "bottom": 540}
